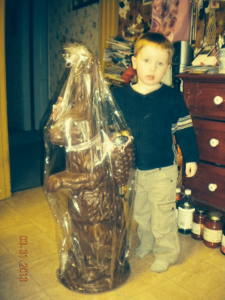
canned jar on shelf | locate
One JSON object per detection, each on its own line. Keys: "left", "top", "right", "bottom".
{"left": 221, "top": 222, "right": 225, "bottom": 255}
{"left": 203, "top": 212, "right": 223, "bottom": 248}
{"left": 191, "top": 207, "right": 208, "bottom": 240}
{"left": 175, "top": 187, "right": 181, "bottom": 226}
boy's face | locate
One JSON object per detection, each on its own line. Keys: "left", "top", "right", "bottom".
{"left": 132, "top": 45, "right": 170, "bottom": 90}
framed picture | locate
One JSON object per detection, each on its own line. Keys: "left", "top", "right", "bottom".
{"left": 143, "top": 0, "right": 152, "bottom": 5}
{"left": 73, "top": 0, "right": 99, "bottom": 11}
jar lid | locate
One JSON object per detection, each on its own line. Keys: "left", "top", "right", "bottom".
{"left": 184, "top": 189, "right": 191, "bottom": 196}
{"left": 208, "top": 211, "right": 223, "bottom": 221}
{"left": 195, "top": 207, "right": 208, "bottom": 215}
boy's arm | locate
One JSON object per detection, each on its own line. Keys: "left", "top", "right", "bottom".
{"left": 175, "top": 125, "right": 199, "bottom": 165}
{"left": 172, "top": 92, "right": 199, "bottom": 167}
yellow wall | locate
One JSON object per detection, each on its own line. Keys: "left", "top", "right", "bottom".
{"left": 0, "top": 0, "right": 11, "bottom": 200}
{"left": 99, "top": 0, "right": 118, "bottom": 71}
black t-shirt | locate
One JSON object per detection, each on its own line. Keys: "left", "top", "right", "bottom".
{"left": 111, "top": 84, "right": 199, "bottom": 170}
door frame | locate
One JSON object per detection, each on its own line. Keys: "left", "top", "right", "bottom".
{"left": 0, "top": 0, "right": 11, "bottom": 200}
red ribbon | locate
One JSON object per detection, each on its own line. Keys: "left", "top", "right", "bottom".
{"left": 121, "top": 66, "right": 137, "bottom": 84}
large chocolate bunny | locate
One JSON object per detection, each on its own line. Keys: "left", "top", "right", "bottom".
{"left": 44, "top": 43, "right": 135, "bottom": 293}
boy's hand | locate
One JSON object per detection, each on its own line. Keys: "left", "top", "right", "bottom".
{"left": 185, "top": 162, "right": 197, "bottom": 178}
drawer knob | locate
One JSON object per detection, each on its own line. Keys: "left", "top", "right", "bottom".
{"left": 208, "top": 183, "right": 217, "bottom": 192}
{"left": 209, "top": 138, "right": 219, "bottom": 147}
{"left": 213, "top": 96, "right": 223, "bottom": 105}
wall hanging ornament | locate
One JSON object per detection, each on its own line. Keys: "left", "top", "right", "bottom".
{"left": 44, "top": 43, "right": 136, "bottom": 293}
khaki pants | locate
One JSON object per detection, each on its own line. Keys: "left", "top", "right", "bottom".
{"left": 133, "top": 165, "right": 180, "bottom": 264}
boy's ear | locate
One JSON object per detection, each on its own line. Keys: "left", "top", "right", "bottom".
{"left": 131, "top": 56, "right": 137, "bottom": 70}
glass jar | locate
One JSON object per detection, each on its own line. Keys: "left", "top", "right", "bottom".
{"left": 191, "top": 207, "right": 208, "bottom": 240}
{"left": 175, "top": 187, "right": 181, "bottom": 226}
{"left": 220, "top": 222, "right": 225, "bottom": 255}
{"left": 176, "top": 187, "right": 181, "bottom": 201}
{"left": 203, "top": 212, "right": 223, "bottom": 248}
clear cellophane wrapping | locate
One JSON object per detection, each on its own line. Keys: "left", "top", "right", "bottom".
{"left": 44, "top": 43, "right": 136, "bottom": 293}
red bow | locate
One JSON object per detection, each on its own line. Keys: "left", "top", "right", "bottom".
{"left": 121, "top": 66, "right": 137, "bottom": 84}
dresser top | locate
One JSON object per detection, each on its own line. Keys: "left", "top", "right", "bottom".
{"left": 177, "top": 73, "right": 225, "bottom": 83}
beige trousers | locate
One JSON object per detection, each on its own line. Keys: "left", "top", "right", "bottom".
{"left": 133, "top": 165, "right": 180, "bottom": 264}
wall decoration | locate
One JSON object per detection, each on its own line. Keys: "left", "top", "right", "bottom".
{"left": 119, "top": 0, "right": 131, "bottom": 19}
{"left": 150, "top": 0, "right": 192, "bottom": 43}
{"left": 118, "top": 0, "right": 152, "bottom": 37}
{"left": 73, "top": 0, "right": 99, "bottom": 10}
{"left": 48, "top": 0, "right": 99, "bottom": 100}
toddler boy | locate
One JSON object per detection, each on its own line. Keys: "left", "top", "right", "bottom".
{"left": 111, "top": 32, "right": 198, "bottom": 273}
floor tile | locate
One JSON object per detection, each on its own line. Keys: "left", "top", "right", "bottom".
{"left": 190, "top": 241, "right": 221, "bottom": 261}
{"left": 0, "top": 245, "right": 16, "bottom": 269}
{"left": 198, "top": 284, "right": 225, "bottom": 300}
{"left": 31, "top": 186, "right": 46, "bottom": 196}
{"left": 1, "top": 187, "right": 224, "bottom": 300}
{"left": 0, "top": 244, "right": 18, "bottom": 269}
{"left": 0, "top": 220, "right": 43, "bottom": 245}
{"left": 0, "top": 223, "right": 44, "bottom": 246}
{"left": 179, "top": 233, "right": 219, "bottom": 261}
{"left": 132, "top": 280, "right": 200, "bottom": 300}
{"left": 206, "top": 251, "right": 225, "bottom": 272}
{"left": 22, "top": 292, "right": 51, "bottom": 300}
{"left": 44, "top": 228, "right": 57, "bottom": 242}
{"left": 0, "top": 266, "right": 42, "bottom": 300}
{"left": 0, "top": 201, "right": 27, "bottom": 229}
{"left": 45, "top": 284, "right": 132, "bottom": 300}
{"left": 28, "top": 254, "right": 59, "bottom": 290}
{"left": 171, "top": 260, "right": 225, "bottom": 300}
{"left": 4, "top": 232, "right": 58, "bottom": 262}
{"left": 6, "top": 189, "right": 49, "bottom": 216}
{"left": 117, "top": 261, "right": 167, "bottom": 298}
{"left": 162, "top": 247, "right": 201, "bottom": 279}
{"left": 28, "top": 209, "right": 56, "bottom": 233}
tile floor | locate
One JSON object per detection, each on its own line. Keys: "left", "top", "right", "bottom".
{"left": 0, "top": 187, "right": 224, "bottom": 300}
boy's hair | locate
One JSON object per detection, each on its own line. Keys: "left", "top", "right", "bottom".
{"left": 133, "top": 32, "right": 174, "bottom": 64}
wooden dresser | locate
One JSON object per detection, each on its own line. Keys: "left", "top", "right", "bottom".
{"left": 177, "top": 74, "right": 225, "bottom": 213}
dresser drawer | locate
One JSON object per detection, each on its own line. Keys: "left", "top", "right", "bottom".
{"left": 193, "top": 118, "right": 225, "bottom": 166}
{"left": 183, "top": 162, "right": 225, "bottom": 211}
{"left": 183, "top": 83, "right": 225, "bottom": 120}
